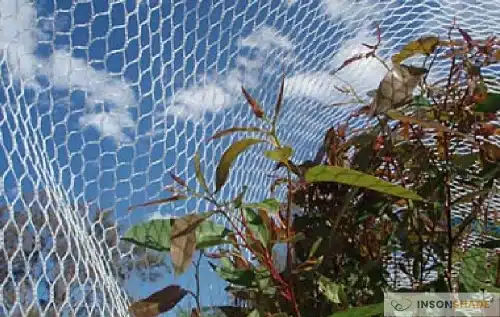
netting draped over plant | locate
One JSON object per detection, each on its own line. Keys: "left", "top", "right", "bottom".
{"left": 1, "top": 0, "right": 500, "bottom": 316}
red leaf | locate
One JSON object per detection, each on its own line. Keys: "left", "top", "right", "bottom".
{"left": 241, "top": 86, "right": 264, "bottom": 118}
{"left": 128, "top": 195, "right": 187, "bottom": 211}
{"left": 458, "top": 27, "right": 473, "bottom": 45}
{"left": 169, "top": 172, "right": 187, "bottom": 187}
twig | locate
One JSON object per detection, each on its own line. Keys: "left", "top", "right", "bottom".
{"left": 193, "top": 250, "right": 203, "bottom": 312}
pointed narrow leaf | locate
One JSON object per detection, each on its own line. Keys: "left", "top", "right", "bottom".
{"left": 391, "top": 36, "right": 440, "bottom": 65}
{"left": 305, "top": 165, "right": 423, "bottom": 201}
{"left": 272, "top": 72, "right": 286, "bottom": 127}
{"left": 128, "top": 195, "right": 186, "bottom": 211}
{"left": 122, "top": 218, "right": 232, "bottom": 252}
{"left": 208, "top": 127, "right": 267, "bottom": 141}
{"left": 129, "top": 285, "right": 189, "bottom": 317}
{"left": 478, "top": 239, "right": 500, "bottom": 249}
{"left": 216, "top": 139, "right": 264, "bottom": 191}
{"left": 242, "top": 87, "right": 264, "bottom": 118}
{"left": 194, "top": 152, "right": 210, "bottom": 192}
{"left": 264, "top": 146, "right": 293, "bottom": 163}
{"left": 171, "top": 216, "right": 198, "bottom": 275}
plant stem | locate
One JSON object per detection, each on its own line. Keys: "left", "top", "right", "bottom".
{"left": 286, "top": 169, "right": 301, "bottom": 317}
{"left": 193, "top": 250, "right": 203, "bottom": 312}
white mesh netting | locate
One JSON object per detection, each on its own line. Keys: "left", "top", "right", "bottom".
{"left": 1, "top": 0, "right": 500, "bottom": 316}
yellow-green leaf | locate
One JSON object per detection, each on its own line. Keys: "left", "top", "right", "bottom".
{"left": 216, "top": 139, "right": 264, "bottom": 192}
{"left": 128, "top": 285, "right": 189, "bottom": 317}
{"left": 391, "top": 36, "right": 440, "bottom": 65}
{"left": 194, "top": 152, "right": 209, "bottom": 192}
{"left": 264, "top": 146, "right": 293, "bottom": 163}
{"left": 208, "top": 127, "right": 266, "bottom": 141}
{"left": 305, "top": 165, "right": 423, "bottom": 201}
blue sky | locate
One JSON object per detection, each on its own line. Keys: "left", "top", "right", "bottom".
{"left": 1, "top": 0, "right": 498, "bottom": 315}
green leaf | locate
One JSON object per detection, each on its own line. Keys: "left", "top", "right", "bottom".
{"left": 329, "top": 302, "right": 384, "bottom": 317}
{"left": 194, "top": 152, "right": 210, "bottom": 192}
{"left": 391, "top": 36, "right": 440, "bottom": 65}
{"left": 458, "top": 248, "right": 500, "bottom": 292}
{"left": 122, "top": 218, "right": 232, "bottom": 252}
{"left": 478, "top": 239, "right": 500, "bottom": 249}
{"left": 318, "top": 275, "right": 345, "bottom": 304}
{"left": 475, "top": 93, "right": 500, "bottom": 113}
{"left": 129, "top": 285, "right": 189, "bottom": 317}
{"left": 451, "top": 152, "right": 479, "bottom": 170}
{"left": 216, "top": 139, "right": 264, "bottom": 192}
{"left": 412, "top": 95, "right": 431, "bottom": 107}
{"left": 242, "top": 208, "right": 270, "bottom": 246}
{"left": 264, "top": 146, "right": 293, "bottom": 163}
{"left": 247, "top": 309, "right": 260, "bottom": 317}
{"left": 308, "top": 237, "right": 323, "bottom": 258}
{"left": 244, "top": 198, "right": 281, "bottom": 215}
{"left": 305, "top": 165, "right": 423, "bottom": 201}
{"left": 210, "top": 258, "right": 256, "bottom": 287}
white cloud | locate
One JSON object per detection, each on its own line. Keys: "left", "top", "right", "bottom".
{"left": 165, "top": 83, "right": 233, "bottom": 120}
{"left": 0, "top": 0, "right": 136, "bottom": 145}
{"left": 320, "top": 0, "right": 383, "bottom": 22}
{"left": 163, "top": 26, "right": 294, "bottom": 120}
{"left": 238, "top": 26, "right": 293, "bottom": 52}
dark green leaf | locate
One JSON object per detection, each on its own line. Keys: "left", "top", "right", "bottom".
{"left": 208, "top": 127, "right": 267, "bottom": 141}
{"left": 329, "top": 302, "right": 384, "bottom": 317}
{"left": 128, "top": 285, "right": 189, "bottom": 317}
{"left": 210, "top": 258, "right": 256, "bottom": 287}
{"left": 478, "top": 239, "right": 500, "bottom": 249}
{"left": 242, "top": 208, "right": 270, "bottom": 246}
{"left": 458, "top": 248, "right": 500, "bottom": 292}
{"left": 305, "top": 165, "right": 423, "bottom": 201}
{"left": 216, "top": 139, "right": 264, "bottom": 192}
{"left": 475, "top": 93, "right": 500, "bottom": 113}
{"left": 128, "top": 195, "right": 187, "bottom": 211}
{"left": 264, "top": 146, "right": 293, "bottom": 163}
{"left": 122, "top": 218, "right": 232, "bottom": 252}
{"left": 194, "top": 152, "right": 210, "bottom": 192}
{"left": 451, "top": 153, "right": 479, "bottom": 170}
